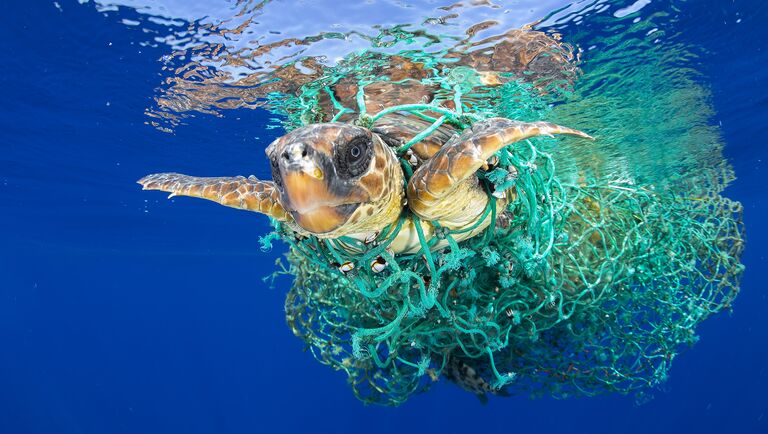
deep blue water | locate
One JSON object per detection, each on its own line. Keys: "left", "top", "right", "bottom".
{"left": 1, "top": 1, "right": 767, "bottom": 433}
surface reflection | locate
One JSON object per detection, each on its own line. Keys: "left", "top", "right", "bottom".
{"left": 87, "top": 0, "right": 731, "bottom": 192}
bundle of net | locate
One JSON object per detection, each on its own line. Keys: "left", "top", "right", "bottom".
{"left": 259, "top": 69, "right": 745, "bottom": 407}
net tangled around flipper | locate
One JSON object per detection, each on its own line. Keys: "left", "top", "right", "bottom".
{"left": 262, "top": 67, "right": 745, "bottom": 406}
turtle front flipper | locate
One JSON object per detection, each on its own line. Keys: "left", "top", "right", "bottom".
{"left": 138, "top": 173, "right": 291, "bottom": 222}
{"left": 407, "top": 118, "right": 592, "bottom": 227}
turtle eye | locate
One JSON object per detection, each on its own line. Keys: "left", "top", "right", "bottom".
{"left": 335, "top": 135, "right": 373, "bottom": 179}
{"left": 349, "top": 144, "right": 361, "bottom": 159}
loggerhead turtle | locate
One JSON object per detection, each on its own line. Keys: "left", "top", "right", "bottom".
{"left": 139, "top": 29, "right": 590, "bottom": 256}
{"left": 138, "top": 119, "right": 590, "bottom": 254}
{"left": 138, "top": 30, "right": 593, "bottom": 402}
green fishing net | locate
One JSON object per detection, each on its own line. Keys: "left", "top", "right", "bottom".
{"left": 259, "top": 54, "right": 745, "bottom": 406}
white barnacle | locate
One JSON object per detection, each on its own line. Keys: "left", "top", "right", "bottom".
{"left": 364, "top": 231, "right": 379, "bottom": 245}
{"left": 370, "top": 257, "right": 387, "bottom": 273}
{"left": 339, "top": 261, "right": 355, "bottom": 273}
{"left": 406, "top": 149, "right": 419, "bottom": 167}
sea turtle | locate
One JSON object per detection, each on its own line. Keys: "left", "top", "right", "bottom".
{"left": 139, "top": 119, "right": 590, "bottom": 254}
{"left": 138, "top": 29, "right": 592, "bottom": 402}
{"left": 139, "top": 30, "right": 592, "bottom": 254}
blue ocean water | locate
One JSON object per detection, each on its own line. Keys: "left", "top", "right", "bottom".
{"left": 1, "top": 0, "right": 766, "bottom": 433}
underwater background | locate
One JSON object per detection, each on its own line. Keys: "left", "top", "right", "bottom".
{"left": 1, "top": 0, "right": 766, "bottom": 433}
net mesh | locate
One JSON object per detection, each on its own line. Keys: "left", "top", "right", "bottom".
{"left": 260, "top": 61, "right": 745, "bottom": 406}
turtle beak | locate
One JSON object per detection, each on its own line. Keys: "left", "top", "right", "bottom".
{"left": 282, "top": 171, "right": 335, "bottom": 213}
{"left": 281, "top": 169, "right": 362, "bottom": 234}
{"left": 278, "top": 141, "right": 333, "bottom": 214}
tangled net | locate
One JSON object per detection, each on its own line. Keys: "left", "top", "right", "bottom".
{"left": 260, "top": 61, "right": 745, "bottom": 406}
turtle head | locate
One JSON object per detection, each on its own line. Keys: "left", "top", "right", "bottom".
{"left": 266, "top": 123, "right": 403, "bottom": 236}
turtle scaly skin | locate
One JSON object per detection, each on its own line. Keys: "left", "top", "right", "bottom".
{"left": 139, "top": 174, "right": 290, "bottom": 221}
{"left": 407, "top": 119, "right": 592, "bottom": 228}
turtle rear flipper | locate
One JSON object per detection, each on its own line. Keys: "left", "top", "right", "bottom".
{"left": 138, "top": 173, "right": 291, "bottom": 222}
{"left": 407, "top": 118, "right": 592, "bottom": 226}
{"left": 444, "top": 356, "right": 510, "bottom": 404}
